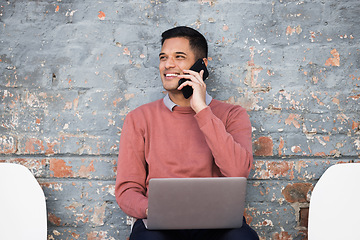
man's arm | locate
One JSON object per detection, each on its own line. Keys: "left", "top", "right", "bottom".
{"left": 115, "top": 112, "right": 148, "bottom": 219}
{"left": 195, "top": 106, "right": 253, "bottom": 177}
{"left": 179, "top": 68, "right": 253, "bottom": 177}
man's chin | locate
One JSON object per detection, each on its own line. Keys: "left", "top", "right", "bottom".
{"left": 162, "top": 83, "right": 180, "bottom": 92}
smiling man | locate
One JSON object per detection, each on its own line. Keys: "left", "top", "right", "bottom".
{"left": 159, "top": 36, "right": 209, "bottom": 113}
{"left": 115, "top": 26, "right": 259, "bottom": 240}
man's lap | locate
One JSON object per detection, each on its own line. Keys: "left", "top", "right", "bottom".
{"left": 130, "top": 217, "right": 259, "bottom": 240}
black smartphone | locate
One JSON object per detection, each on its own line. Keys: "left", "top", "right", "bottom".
{"left": 178, "top": 58, "right": 209, "bottom": 99}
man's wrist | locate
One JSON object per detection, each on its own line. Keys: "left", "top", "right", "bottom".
{"left": 193, "top": 103, "right": 207, "bottom": 114}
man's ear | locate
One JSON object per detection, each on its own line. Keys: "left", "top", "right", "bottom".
{"left": 203, "top": 58, "right": 208, "bottom": 67}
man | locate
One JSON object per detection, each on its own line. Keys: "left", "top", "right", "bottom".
{"left": 115, "top": 26, "right": 259, "bottom": 240}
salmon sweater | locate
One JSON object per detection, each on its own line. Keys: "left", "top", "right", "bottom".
{"left": 115, "top": 98, "right": 253, "bottom": 219}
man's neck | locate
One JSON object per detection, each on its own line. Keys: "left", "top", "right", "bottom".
{"left": 167, "top": 91, "right": 191, "bottom": 107}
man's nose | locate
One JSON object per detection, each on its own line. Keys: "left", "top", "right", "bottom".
{"left": 165, "top": 57, "right": 175, "bottom": 69}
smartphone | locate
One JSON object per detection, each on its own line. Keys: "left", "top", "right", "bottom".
{"left": 178, "top": 58, "right": 209, "bottom": 99}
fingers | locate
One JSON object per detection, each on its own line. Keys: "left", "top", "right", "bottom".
{"left": 177, "top": 79, "right": 194, "bottom": 90}
{"left": 180, "top": 69, "right": 204, "bottom": 83}
{"left": 177, "top": 70, "right": 205, "bottom": 90}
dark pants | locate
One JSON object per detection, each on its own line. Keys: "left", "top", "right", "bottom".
{"left": 130, "top": 217, "right": 259, "bottom": 240}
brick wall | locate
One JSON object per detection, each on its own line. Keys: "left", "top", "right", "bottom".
{"left": 1, "top": 0, "right": 359, "bottom": 239}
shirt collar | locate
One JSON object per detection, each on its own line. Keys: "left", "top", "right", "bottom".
{"left": 163, "top": 92, "right": 213, "bottom": 112}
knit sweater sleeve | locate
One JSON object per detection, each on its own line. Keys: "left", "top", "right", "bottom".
{"left": 115, "top": 111, "right": 148, "bottom": 219}
{"left": 194, "top": 105, "right": 253, "bottom": 178}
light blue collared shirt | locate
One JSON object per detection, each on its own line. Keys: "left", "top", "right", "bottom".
{"left": 163, "top": 92, "right": 213, "bottom": 112}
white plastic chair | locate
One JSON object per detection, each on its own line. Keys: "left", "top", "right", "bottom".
{"left": 0, "top": 163, "right": 47, "bottom": 240}
{"left": 308, "top": 163, "right": 360, "bottom": 240}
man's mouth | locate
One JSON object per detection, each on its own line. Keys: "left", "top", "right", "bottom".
{"left": 165, "top": 73, "right": 179, "bottom": 77}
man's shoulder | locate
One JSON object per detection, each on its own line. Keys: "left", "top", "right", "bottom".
{"left": 128, "top": 99, "right": 164, "bottom": 116}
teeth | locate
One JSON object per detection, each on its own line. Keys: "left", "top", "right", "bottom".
{"left": 166, "top": 74, "right": 178, "bottom": 77}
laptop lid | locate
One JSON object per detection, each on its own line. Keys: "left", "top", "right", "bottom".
{"left": 144, "top": 177, "right": 247, "bottom": 230}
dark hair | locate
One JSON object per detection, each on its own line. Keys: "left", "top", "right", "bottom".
{"left": 161, "top": 26, "right": 208, "bottom": 59}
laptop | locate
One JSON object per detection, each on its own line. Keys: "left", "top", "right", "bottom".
{"left": 143, "top": 177, "right": 247, "bottom": 230}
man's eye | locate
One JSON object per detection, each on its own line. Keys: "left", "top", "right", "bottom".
{"left": 159, "top": 56, "right": 167, "bottom": 60}
{"left": 176, "top": 55, "right": 185, "bottom": 59}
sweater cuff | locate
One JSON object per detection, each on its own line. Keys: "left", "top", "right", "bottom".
{"left": 138, "top": 197, "right": 149, "bottom": 219}
{"left": 194, "top": 106, "right": 214, "bottom": 128}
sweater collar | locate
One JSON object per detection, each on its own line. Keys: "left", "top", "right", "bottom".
{"left": 163, "top": 92, "right": 213, "bottom": 112}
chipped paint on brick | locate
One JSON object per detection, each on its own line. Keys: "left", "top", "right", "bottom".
{"left": 198, "top": 0, "right": 216, "bottom": 7}
{"left": 25, "top": 138, "right": 45, "bottom": 154}
{"left": 87, "top": 231, "right": 112, "bottom": 240}
{"left": 41, "top": 182, "right": 64, "bottom": 191}
{"left": 98, "top": 11, "right": 106, "bottom": 20}
{"left": 273, "top": 231, "right": 292, "bottom": 240}
{"left": 101, "top": 184, "right": 115, "bottom": 196}
{"left": 91, "top": 203, "right": 107, "bottom": 226}
{"left": 278, "top": 137, "right": 285, "bottom": 156}
{"left": 282, "top": 183, "right": 313, "bottom": 203}
{"left": 254, "top": 136, "right": 274, "bottom": 156}
{"left": 48, "top": 212, "right": 62, "bottom": 226}
{"left": 285, "top": 114, "right": 301, "bottom": 129}
{"left": 286, "top": 25, "right": 302, "bottom": 36}
{"left": 225, "top": 92, "right": 262, "bottom": 111}
{"left": 78, "top": 160, "right": 96, "bottom": 178}
{"left": 325, "top": 49, "right": 340, "bottom": 67}
{"left": 253, "top": 160, "right": 294, "bottom": 180}
{"left": 291, "top": 145, "right": 302, "bottom": 153}
{"left": 244, "top": 47, "right": 264, "bottom": 90}
{"left": 0, "top": 136, "right": 16, "bottom": 154}
{"left": 50, "top": 158, "right": 74, "bottom": 178}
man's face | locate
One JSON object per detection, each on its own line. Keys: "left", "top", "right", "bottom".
{"left": 159, "top": 37, "right": 197, "bottom": 92}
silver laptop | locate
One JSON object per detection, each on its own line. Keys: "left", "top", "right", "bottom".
{"left": 143, "top": 177, "right": 247, "bottom": 230}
